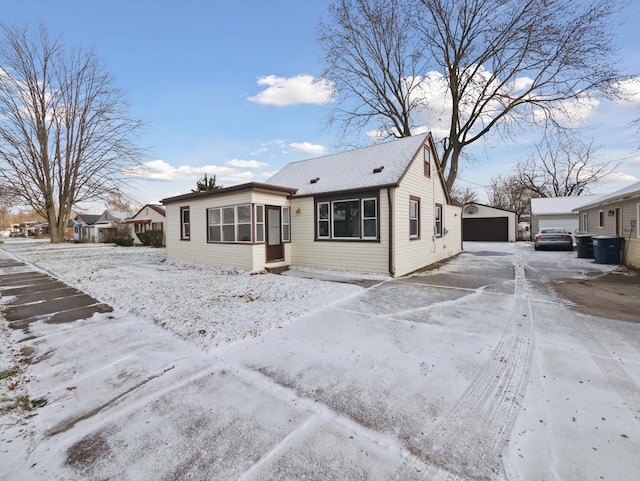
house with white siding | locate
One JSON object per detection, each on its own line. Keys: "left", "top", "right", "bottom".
{"left": 126, "top": 204, "right": 167, "bottom": 245}
{"left": 161, "top": 133, "right": 462, "bottom": 277}
{"left": 574, "top": 181, "right": 640, "bottom": 269}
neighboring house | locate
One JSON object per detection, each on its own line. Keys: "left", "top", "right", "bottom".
{"left": 126, "top": 204, "right": 167, "bottom": 245}
{"left": 68, "top": 210, "right": 130, "bottom": 243}
{"left": 162, "top": 133, "right": 462, "bottom": 277}
{"left": 574, "top": 181, "right": 640, "bottom": 269}
{"left": 68, "top": 214, "right": 101, "bottom": 242}
{"left": 461, "top": 203, "right": 517, "bottom": 242}
{"left": 530, "top": 195, "right": 604, "bottom": 236}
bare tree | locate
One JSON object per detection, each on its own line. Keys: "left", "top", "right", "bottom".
{"left": 0, "top": 24, "right": 144, "bottom": 243}
{"left": 487, "top": 174, "right": 533, "bottom": 218}
{"left": 449, "top": 184, "right": 478, "bottom": 204}
{"left": 516, "top": 131, "right": 616, "bottom": 197}
{"left": 318, "top": 0, "right": 431, "bottom": 143}
{"left": 319, "top": 0, "right": 624, "bottom": 190}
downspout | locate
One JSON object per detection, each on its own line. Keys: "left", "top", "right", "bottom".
{"left": 387, "top": 187, "right": 395, "bottom": 277}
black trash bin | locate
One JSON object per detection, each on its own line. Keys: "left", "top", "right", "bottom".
{"left": 575, "top": 234, "right": 594, "bottom": 259}
{"left": 592, "top": 235, "right": 624, "bottom": 264}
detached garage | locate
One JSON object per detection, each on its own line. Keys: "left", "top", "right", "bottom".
{"left": 462, "top": 203, "right": 517, "bottom": 242}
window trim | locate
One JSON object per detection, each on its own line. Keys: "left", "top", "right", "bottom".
{"left": 435, "top": 203, "right": 443, "bottom": 238}
{"left": 180, "top": 206, "right": 190, "bottom": 240}
{"left": 409, "top": 196, "right": 420, "bottom": 239}
{"left": 598, "top": 209, "right": 604, "bottom": 229}
{"left": 314, "top": 193, "right": 379, "bottom": 241}
{"left": 582, "top": 212, "right": 588, "bottom": 232}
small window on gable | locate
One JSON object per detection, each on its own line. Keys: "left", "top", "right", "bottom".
{"left": 598, "top": 210, "right": 604, "bottom": 228}
{"left": 424, "top": 147, "right": 431, "bottom": 177}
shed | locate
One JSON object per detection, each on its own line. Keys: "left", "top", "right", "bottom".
{"left": 461, "top": 203, "right": 517, "bottom": 242}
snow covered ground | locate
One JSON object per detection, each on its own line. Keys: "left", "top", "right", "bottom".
{"left": 1, "top": 239, "right": 639, "bottom": 481}
{"left": 0, "top": 240, "right": 371, "bottom": 349}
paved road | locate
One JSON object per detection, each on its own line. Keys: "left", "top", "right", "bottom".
{"left": 1, "top": 243, "right": 639, "bottom": 480}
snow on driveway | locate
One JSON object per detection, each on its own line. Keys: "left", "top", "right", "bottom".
{"left": 1, "top": 240, "right": 639, "bottom": 480}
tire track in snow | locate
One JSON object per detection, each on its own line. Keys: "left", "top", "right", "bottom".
{"left": 567, "top": 321, "right": 640, "bottom": 424}
{"left": 394, "top": 245, "right": 535, "bottom": 481}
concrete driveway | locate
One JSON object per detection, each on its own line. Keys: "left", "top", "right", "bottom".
{"left": 1, "top": 242, "right": 639, "bottom": 480}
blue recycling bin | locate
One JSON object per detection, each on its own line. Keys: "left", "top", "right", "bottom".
{"left": 591, "top": 235, "right": 623, "bottom": 264}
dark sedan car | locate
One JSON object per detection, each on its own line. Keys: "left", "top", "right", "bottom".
{"left": 534, "top": 228, "right": 574, "bottom": 251}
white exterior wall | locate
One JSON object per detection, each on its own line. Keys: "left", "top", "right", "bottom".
{"left": 287, "top": 196, "right": 390, "bottom": 274}
{"left": 534, "top": 214, "right": 579, "bottom": 234}
{"left": 393, "top": 144, "right": 462, "bottom": 277}
{"left": 165, "top": 190, "right": 291, "bottom": 271}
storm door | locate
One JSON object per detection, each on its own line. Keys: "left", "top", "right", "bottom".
{"left": 266, "top": 206, "right": 284, "bottom": 262}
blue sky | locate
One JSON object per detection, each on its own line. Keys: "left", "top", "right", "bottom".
{"left": 2, "top": 0, "right": 639, "bottom": 210}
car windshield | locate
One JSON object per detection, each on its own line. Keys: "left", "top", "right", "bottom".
{"left": 540, "top": 228, "right": 567, "bottom": 234}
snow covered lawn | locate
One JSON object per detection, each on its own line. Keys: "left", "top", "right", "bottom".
{"left": 0, "top": 240, "right": 369, "bottom": 349}
{"left": 1, "top": 239, "right": 639, "bottom": 481}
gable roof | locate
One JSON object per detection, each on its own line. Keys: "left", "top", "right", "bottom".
{"left": 572, "top": 181, "right": 640, "bottom": 211}
{"left": 72, "top": 214, "right": 102, "bottom": 226}
{"left": 265, "top": 133, "right": 432, "bottom": 197}
{"left": 464, "top": 202, "right": 516, "bottom": 215}
{"left": 530, "top": 195, "right": 606, "bottom": 215}
{"left": 131, "top": 203, "right": 166, "bottom": 219}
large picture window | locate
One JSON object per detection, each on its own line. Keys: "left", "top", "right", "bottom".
{"left": 316, "top": 197, "right": 378, "bottom": 240}
{"left": 208, "top": 204, "right": 252, "bottom": 242}
{"left": 180, "top": 207, "right": 190, "bottom": 240}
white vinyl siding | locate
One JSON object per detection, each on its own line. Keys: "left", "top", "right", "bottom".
{"left": 165, "top": 190, "right": 290, "bottom": 271}
{"left": 393, "top": 140, "right": 462, "bottom": 277}
{"left": 290, "top": 196, "right": 389, "bottom": 274}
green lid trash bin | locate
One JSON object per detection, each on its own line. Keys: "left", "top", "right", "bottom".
{"left": 575, "top": 234, "right": 594, "bottom": 259}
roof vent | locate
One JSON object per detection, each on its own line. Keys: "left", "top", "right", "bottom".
{"left": 373, "top": 165, "right": 384, "bottom": 173}
{"left": 310, "top": 177, "right": 320, "bottom": 184}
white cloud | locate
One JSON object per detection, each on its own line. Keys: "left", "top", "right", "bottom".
{"left": 288, "top": 142, "right": 326, "bottom": 156}
{"left": 124, "top": 160, "right": 235, "bottom": 181}
{"left": 226, "top": 159, "right": 268, "bottom": 169}
{"left": 248, "top": 75, "right": 335, "bottom": 106}
{"left": 615, "top": 77, "right": 640, "bottom": 105}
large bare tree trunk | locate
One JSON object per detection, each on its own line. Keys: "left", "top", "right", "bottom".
{"left": 0, "top": 24, "right": 143, "bottom": 243}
